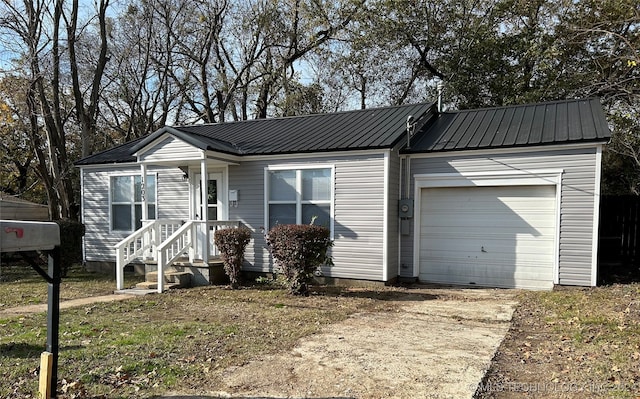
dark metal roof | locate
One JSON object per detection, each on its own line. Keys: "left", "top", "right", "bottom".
{"left": 405, "top": 98, "right": 611, "bottom": 154}
{"left": 75, "top": 99, "right": 610, "bottom": 166}
{"left": 75, "top": 137, "right": 142, "bottom": 165}
{"left": 148, "top": 102, "right": 434, "bottom": 155}
{"left": 76, "top": 103, "right": 435, "bottom": 165}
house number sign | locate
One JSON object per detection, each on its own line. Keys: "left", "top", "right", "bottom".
{"left": 140, "top": 177, "right": 145, "bottom": 201}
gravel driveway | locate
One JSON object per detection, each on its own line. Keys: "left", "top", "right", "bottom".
{"left": 164, "top": 286, "right": 518, "bottom": 399}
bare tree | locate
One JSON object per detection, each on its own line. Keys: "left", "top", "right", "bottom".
{"left": 0, "top": 0, "right": 111, "bottom": 218}
{"left": 100, "top": 0, "right": 179, "bottom": 142}
{"left": 67, "top": 0, "right": 110, "bottom": 158}
{"left": 251, "top": 0, "right": 363, "bottom": 118}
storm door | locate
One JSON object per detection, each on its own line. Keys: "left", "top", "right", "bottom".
{"left": 194, "top": 173, "right": 221, "bottom": 221}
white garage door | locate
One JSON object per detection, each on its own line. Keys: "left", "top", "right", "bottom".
{"left": 419, "top": 185, "right": 556, "bottom": 290}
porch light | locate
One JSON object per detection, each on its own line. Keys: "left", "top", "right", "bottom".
{"left": 179, "top": 166, "right": 189, "bottom": 181}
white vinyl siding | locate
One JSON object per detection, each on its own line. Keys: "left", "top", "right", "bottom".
{"left": 138, "top": 135, "right": 202, "bottom": 163}
{"left": 81, "top": 165, "right": 189, "bottom": 262}
{"left": 419, "top": 185, "right": 556, "bottom": 289}
{"left": 229, "top": 153, "right": 387, "bottom": 281}
{"left": 333, "top": 157, "right": 386, "bottom": 280}
{"left": 403, "top": 146, "right": 600, "bottom": 286}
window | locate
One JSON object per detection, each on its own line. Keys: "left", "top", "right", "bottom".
{"left": 110, "top": 174, "right": 156, "bottom": 232}
{"left": 266, "top": 167, "right": 333, "bottom": 232}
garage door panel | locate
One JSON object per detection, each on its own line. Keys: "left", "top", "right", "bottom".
{"left": 419, "top": 185, "right": 556, "bottom": 290}
{"left": 423, "top": 203, "right": 557, "bottom": 216}
{"left": 421, "top": 224, "right": 555, "bottom": 237}
{"left": 424, "top": 263, "right": 554, "bottom": 281}
{"left": 424, "top": 273, "right": 554, "bottom": 290}
{"left": 423, "top": 210, "right": 555, "bottom": 225}
{"left": 421, "top": 249, "right": 555, "bottom": 266}
{"left": 419, "top": 234, "right": 555, "bottom": 251}
{"left": 421, "top": 258, "right": 554, "bottom": 289}
{"left": 421, "top": 241, "right": 555, "bottom": 259}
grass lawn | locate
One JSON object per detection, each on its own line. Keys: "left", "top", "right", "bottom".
{"left": 0, "top": 258, "right": 144, "bottom": 309}
{"left": 0, "top": 264, "right": 396, "bottom": 398}
{"left": 477, "top": 283, "right": 640, "bottom": 398}
{"left": 2, "top": 261, "right": 640, "bottom": 398}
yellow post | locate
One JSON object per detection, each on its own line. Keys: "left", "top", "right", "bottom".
{"left": 38, "top": 351, "right": 53, "bottom": 399}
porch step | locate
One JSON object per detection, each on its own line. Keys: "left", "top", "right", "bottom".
{"left": 171, "top": 257, "right": 224, "bottom": 267}
{"left": 134, "top": 281, "right": 182, "bottom": 290}
{"left": 145, "top": 271, "right": 192, "bottom": 287}
{"left": 140, "top": 257, "right": 227, "bottom": 289}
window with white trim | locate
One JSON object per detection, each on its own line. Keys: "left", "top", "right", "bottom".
{"left": 110, "top": 174, "right": 156, "bottom": 232}
{"left": 267, "top": 168, "right": 332, "bottom": 231}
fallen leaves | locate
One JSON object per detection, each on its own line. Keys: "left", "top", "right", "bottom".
{"left": 477, "top": 284, "right": 640, "bottom": 398}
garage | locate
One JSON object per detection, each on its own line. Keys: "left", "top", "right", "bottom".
{"left": 418, "top": 185, "right": 557, "bottom": 290}
{"left": 403, "top": 99, "right": 610, "bottom": 288}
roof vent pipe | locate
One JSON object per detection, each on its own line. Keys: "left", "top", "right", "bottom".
{"left": 437, "top": 80, "right": 444, "bottom": 113}
{"left": 406, "top": 115, "right": 416, "bottom": 150}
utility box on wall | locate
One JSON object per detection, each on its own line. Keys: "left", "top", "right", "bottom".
{"left": 398, "top": 199, "right": 414, "bottom": 219}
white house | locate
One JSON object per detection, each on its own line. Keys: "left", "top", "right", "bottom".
{"left": 75, "top": 98, "right": 610, "bottom": 291}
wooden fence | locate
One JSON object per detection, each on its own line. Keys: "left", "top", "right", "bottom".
{"left": 599, "top": 195, "right": 640, "bottom": 280}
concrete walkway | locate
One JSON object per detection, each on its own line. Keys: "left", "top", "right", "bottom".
{"left": 0, "top": 293, "right": 138, "bottom": 317}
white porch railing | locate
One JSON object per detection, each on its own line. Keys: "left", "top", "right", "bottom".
{"left": 115, "top": 219, "right": 240, "bottom": 293}
{"left": 156, "top": 220, "right": 240, "bottom": 292}
{"left": 114, "top": 219, "right": 183, "bottom": 291}
{"left": 156, "top": 221, "right": 196, "bottom": 292}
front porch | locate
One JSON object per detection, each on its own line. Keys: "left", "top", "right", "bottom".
{"left": 112, "top": 128, "right": 244, "bottom": 293}
{"left": 115, "top": 219, "right": 240, "bottom": 293}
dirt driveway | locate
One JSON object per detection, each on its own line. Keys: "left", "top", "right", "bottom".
{"left": 164, "top": 286, "right": 519, "bottom": 399}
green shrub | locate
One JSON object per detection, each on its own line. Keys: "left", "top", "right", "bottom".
{"left": 265, "top": 224, "right": 333, "bottom": 296}
{"left": 55, "top": 219, "right": 85, "bottom": 277}
{"left": 213, "top": 226, "right": 252, "bottom": 289}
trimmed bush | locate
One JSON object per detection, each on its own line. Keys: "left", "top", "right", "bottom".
{"left": 214, "top": 226, "right": 252, "bottom": 289}
{"left": 55, "top": 219, "right": 85, "bottom": 277}
{"left": 265, "top": 224, "right": 333, "bottom": 296}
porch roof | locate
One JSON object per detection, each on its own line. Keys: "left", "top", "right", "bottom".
{"left": 76, "top": 102, "right": 435, "bottom": 165}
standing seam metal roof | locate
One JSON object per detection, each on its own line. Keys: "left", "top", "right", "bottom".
{"left": 405, "top": 98, "right": 610, "bottom": 153}
{"left": 75, "top": 103, "right": 435, "bottom": 165}
{"left": 173, "top": 102, "right": 434, "bottom": 155}
{"left": 75, "top": 99, "right": 610, "bottom": 166}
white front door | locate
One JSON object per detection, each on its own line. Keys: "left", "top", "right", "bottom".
{"left": 193, "top": 172, "right": 223, "bottom": 221}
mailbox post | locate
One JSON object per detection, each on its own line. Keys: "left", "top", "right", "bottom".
{"left": 1, "top": 220, "right": 61, "bottom": 399}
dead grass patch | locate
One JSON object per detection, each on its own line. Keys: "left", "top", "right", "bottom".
{"left": 476, "top": 283, "right": 640, "bottom": 399}
{"left": 0, "top": 277, "right": 400, "bottom": 398}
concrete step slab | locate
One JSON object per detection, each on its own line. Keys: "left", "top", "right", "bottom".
{"left": 135, "top": 281, "right": 182, "bottom": 290}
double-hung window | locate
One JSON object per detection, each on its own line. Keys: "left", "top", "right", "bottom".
{"left": 110, "top": 174, "right": 157, "bottom": 232}
{"left": 266, "top": 167, "right": 333, "bottom": 233}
